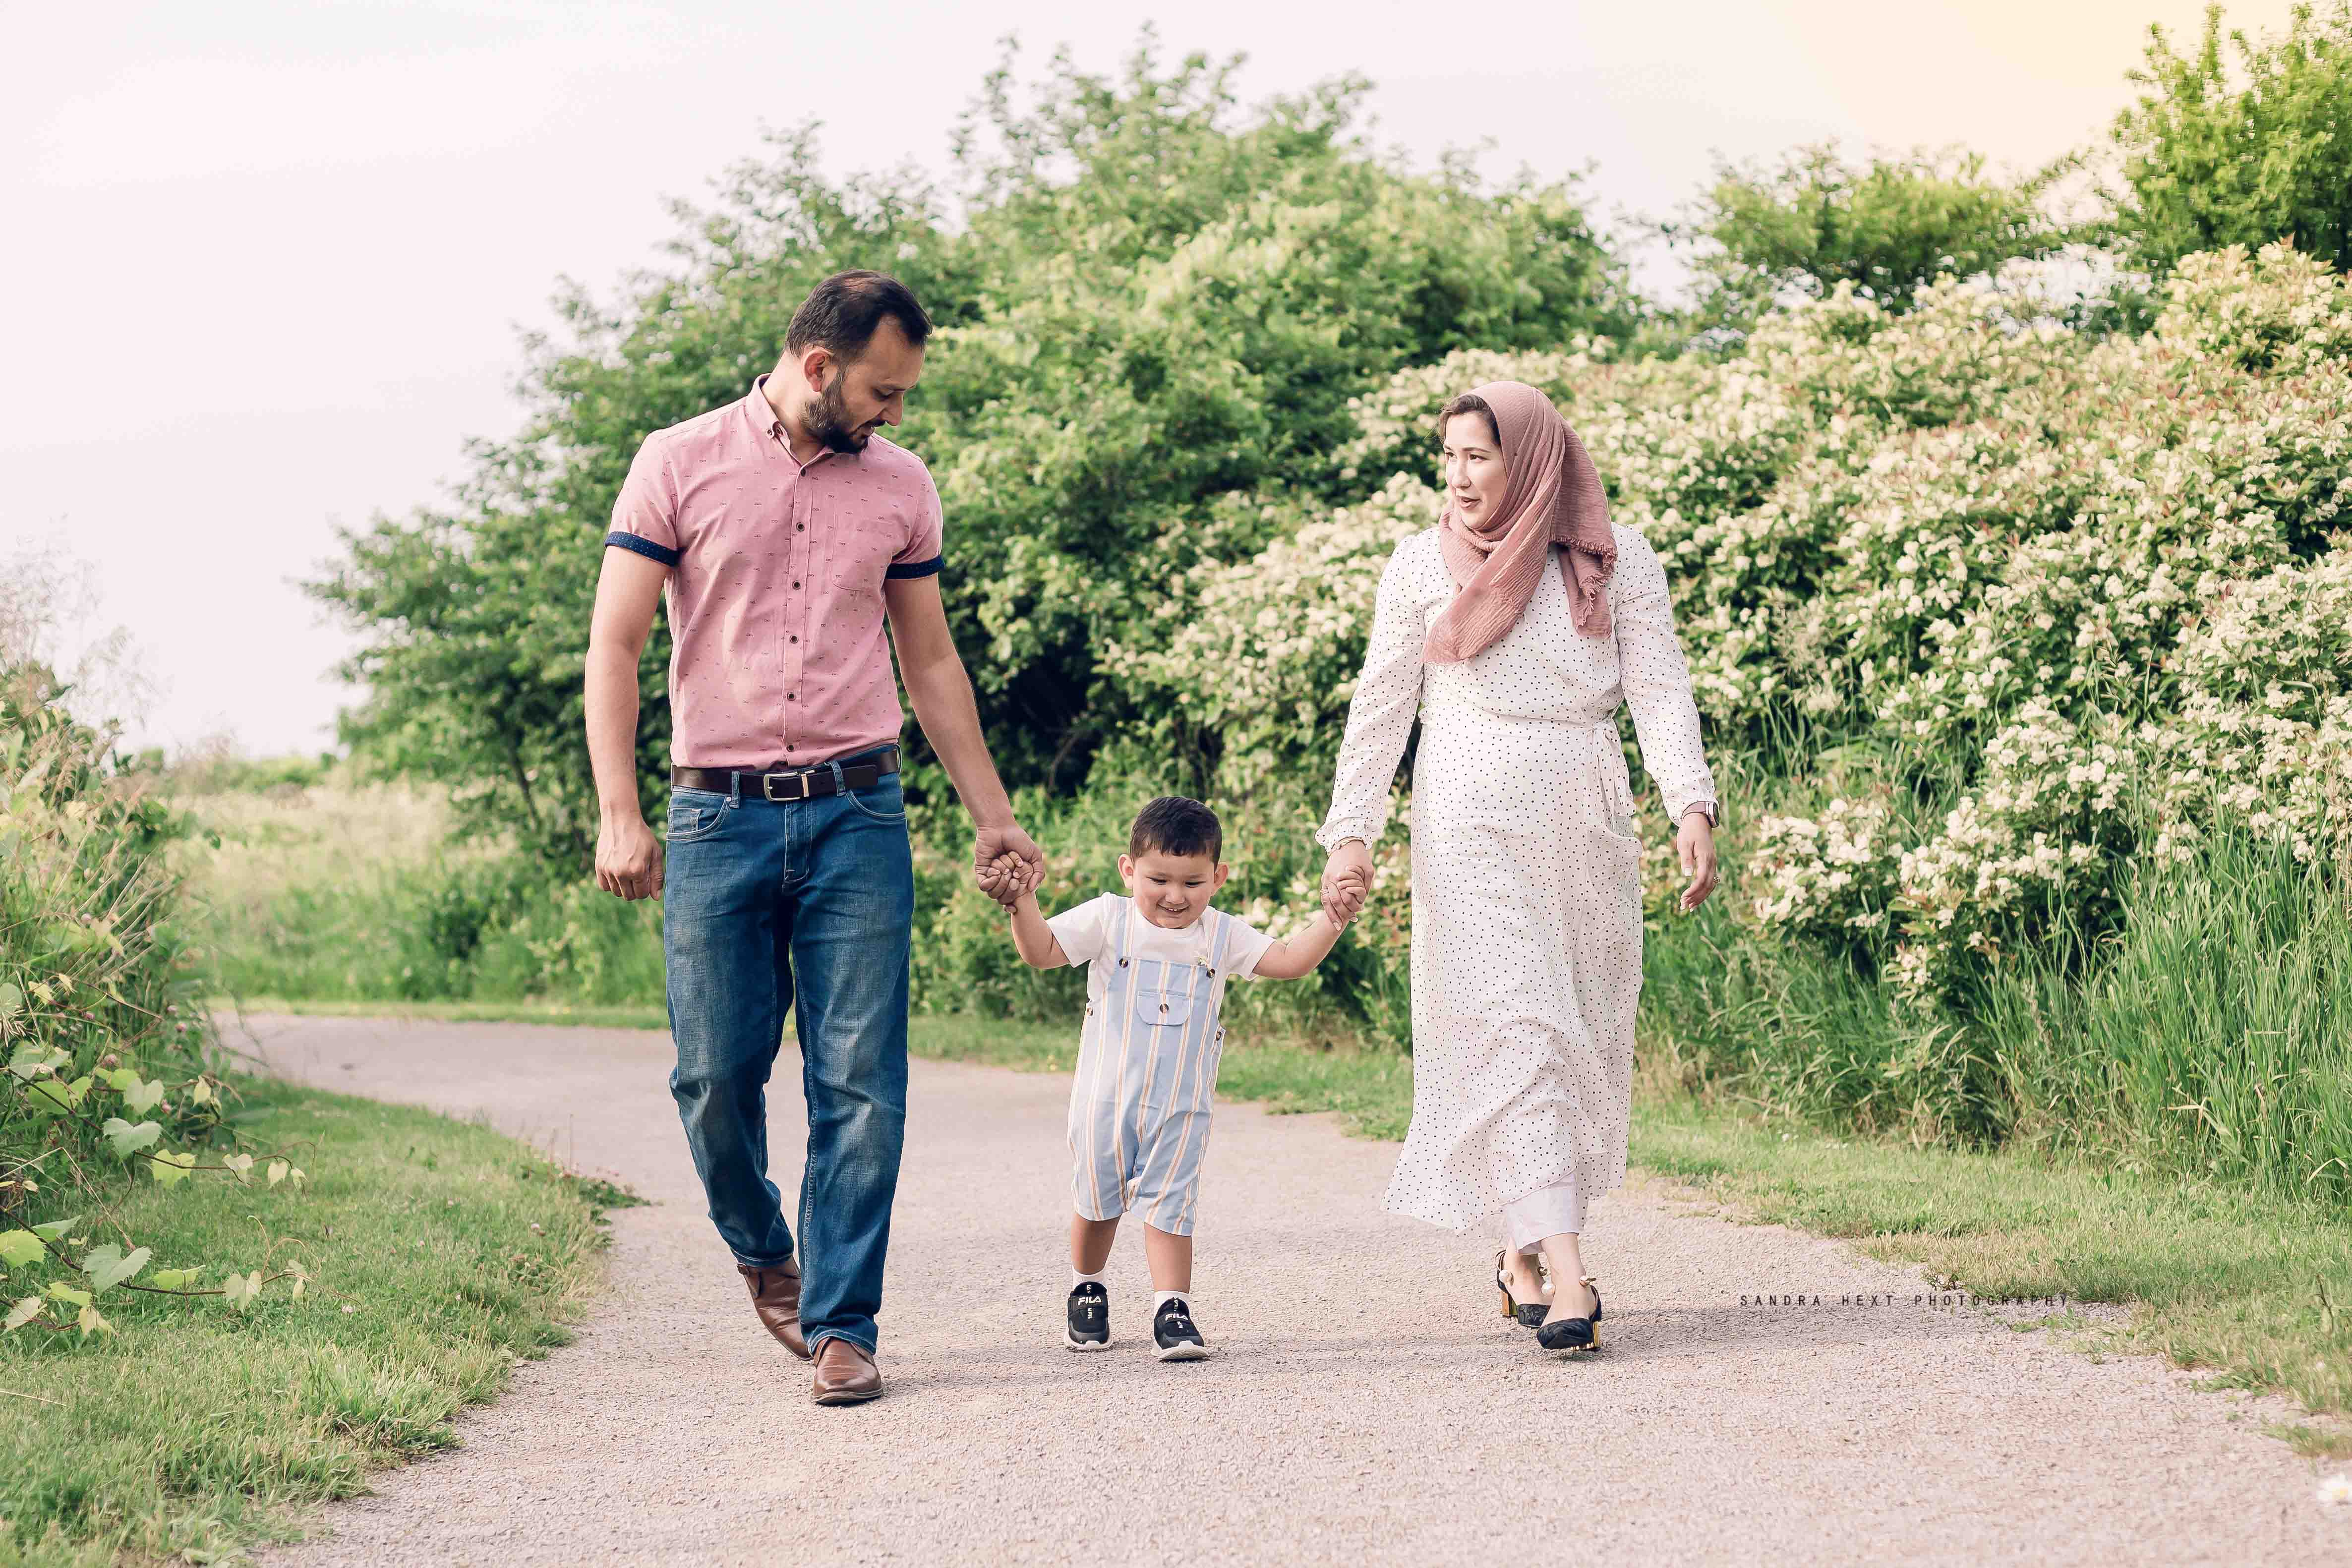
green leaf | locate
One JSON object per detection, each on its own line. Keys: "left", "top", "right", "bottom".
{"left": 21, "top": 1078, "right": 74, "bottom": 1114}
{"left": 76, "top": 1303, "right": 113, "bottom": 1336}
{"left": 4, "top": 1295, "right": 43, "bottom": 1331}
{"left": 148, "top": 1267, "right": 199, "bottom": 1292}
{"left": 222, "top": 1152, "right": 254, "bottom": 1183}
{"left": 45, "top": 1282, "right": 89, "bottom": 1306}
{"left": 148, "top": 1150, "right": 195, "bottom": 1187}
{"left": 266, "top": 1160, "right": 289, "bottom": 1187}
{"left": 80, "top": 1244, "right": 149, "bottom": 1294}
{"left": 5, "top": 1046, "right": 65, "bottom": 1083}
{"left": 121, "top": 1077, "right": 165, "bottom": 1114}
{"left": 30, "top": 1218, "right": 75, "bottom": 1241}
{"left": 101, "top": 1066, "right": 140, "bottom": 1092}
{"left": 221, "top": 1271, "right": 262, "bottom": 1310}
{"left": 0, "top": 982, "right": 20, "bottom": 1018}
{"left": 103, "top": 1117, "right": 162, "bottom": 1157}
{"left": 0, "top": 1229, "right": 46, "bottom": 1267}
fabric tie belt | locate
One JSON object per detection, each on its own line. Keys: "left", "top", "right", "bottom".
{"left": 671, "top": 745, "right": 899, "bottom": 802}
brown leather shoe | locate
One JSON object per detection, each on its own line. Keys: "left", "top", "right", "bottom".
{"left": 810, "top": 1336, "right": 882, "bottom": 1405}
{"left": 738, "top": 1262, "right": 809, "bottom": 1359}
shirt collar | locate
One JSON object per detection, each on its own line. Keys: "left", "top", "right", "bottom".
{"left": 748, "top": 373, "right": 856, "bottom": 473}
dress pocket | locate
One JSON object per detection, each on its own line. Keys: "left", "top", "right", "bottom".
{"left": 1595, "top": 745, "right": 1643, "bottom": 847}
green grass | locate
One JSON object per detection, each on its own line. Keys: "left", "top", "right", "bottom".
{"left": 0, "top": 1078, "right": 628, "bottom": 1567}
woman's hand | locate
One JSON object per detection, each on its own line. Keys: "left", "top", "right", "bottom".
{"left": 1321, "top": 840, "right": 1373, "bottom": 927}
{"left": 1676, "top": 812, "right": 1720, "bottom": 913}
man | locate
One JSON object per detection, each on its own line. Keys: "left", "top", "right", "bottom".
{"left": 585, "top": 270, "right": 1044, "bottom": 1406}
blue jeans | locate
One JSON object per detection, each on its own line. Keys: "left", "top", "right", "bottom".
{"left": 661, "top": 750, "right": 912, "bottom": 1356}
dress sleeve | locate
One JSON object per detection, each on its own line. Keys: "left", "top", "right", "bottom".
{"left": 1316, "top": 542, "right": 1426, "bottom": 851}
{"left": 1612, "top": 531, "right": 1720, "bottom": 826}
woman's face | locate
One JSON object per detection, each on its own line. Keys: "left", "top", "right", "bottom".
{"left": 1442, "top": 411, "right": 1507, "bottom": 525}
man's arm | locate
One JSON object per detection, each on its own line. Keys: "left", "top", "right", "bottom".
{"left": 884, "top": 575, "right": 1044, "bottom": 904}
{"left": 586, "top": 547, "right": 670, "bottom": 901}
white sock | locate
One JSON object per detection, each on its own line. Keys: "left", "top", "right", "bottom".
{"left": 1154, "top": 1289, "right": 1191, "bottom": 1310}
{"left": 1071, "top": 1268, "right": 1107, "bottom": 1290}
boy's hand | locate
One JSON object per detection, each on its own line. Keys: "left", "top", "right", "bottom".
{"left": 973, "top": 823, "right": 1045, "bottom": 906}
{"left": 981, "top": 851, "right": 1029, "bottom": 905}
{"left": 1321, "top": 842, "right": 1372, "bottom": 926}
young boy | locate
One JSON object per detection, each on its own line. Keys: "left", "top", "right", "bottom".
{"left": 1005, "top": 796, "right": 1350, "bottom": 1360}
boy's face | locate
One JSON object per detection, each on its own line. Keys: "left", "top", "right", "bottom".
{"left": 1118, "top": 848, "right": 1229, "bottom": 929}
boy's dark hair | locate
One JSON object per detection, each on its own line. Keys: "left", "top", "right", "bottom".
{"left": 1129, "top": 796, "right": 1222, "bottom": 863}
{"left": 785, "top": 270, "right": 933, "bottom": 363}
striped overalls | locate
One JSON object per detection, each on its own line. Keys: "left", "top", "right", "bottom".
{"left": 1068, "top": 902, "right": 1238, "bottom": 1237}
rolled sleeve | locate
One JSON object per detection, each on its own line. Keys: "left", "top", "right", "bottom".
{"left": 605, "top": 442, "right": 681, "bottom": 567}
{"left": 886, "top": 469, "right": 945, "bottom": 579}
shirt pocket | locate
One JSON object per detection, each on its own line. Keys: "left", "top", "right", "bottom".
{"left": 826, "top": 516, "right": 899, "bottom": 599}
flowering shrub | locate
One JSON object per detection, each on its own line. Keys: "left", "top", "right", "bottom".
{"left": 2159, "top": 243, "right": 2352, "bottom": 376}
{"left": 1745, "top": 796, "right": 1904, "bottom": 961}
{"left": 1888, "top": 702, "right": 2143, "bottom": 1001}
{"left": 1105, "top": 474, "right": 1434, "bottom": 788}
{"left": 2152, "top": 554, "right": 2352, "bottom": 866}
{"left": 1129, "top": 241, "right": 2351, "bottom": 1008}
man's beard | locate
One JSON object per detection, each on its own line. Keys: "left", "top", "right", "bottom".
{"left": 806, "top": 372, "right": 873, "bottom": 454}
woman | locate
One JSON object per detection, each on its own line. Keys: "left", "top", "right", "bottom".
{"left": 1317, "top": 380, "right": 1720, "bottom": 1354}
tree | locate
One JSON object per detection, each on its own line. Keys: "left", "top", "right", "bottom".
{"left": 312, "top": 36, "right": 1636, "bottom": 869}
{"left": 1662, "top": 142, "right": 2066, "bottom": 337}
{"left": 2105, "top": 2, "right": 2352, "bottom": 274}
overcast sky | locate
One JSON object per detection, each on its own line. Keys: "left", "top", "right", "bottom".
{"left": 2, "top": 0, "right": 2304, "bottom": 756}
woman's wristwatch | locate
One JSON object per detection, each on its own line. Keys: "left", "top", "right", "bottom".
{"left": 1681, "top": 801, "right": 1719, "bottom": 828}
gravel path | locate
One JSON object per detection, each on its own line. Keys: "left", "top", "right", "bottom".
{"left": 232, "top": 1013, "right": 2344, "bottom": 1566}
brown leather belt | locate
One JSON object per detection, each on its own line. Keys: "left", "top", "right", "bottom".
{"left": 671, "top": 745, "right": 899, "bottom": 802}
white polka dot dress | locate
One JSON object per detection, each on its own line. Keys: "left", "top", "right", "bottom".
{"left": 1318, "top": 525, "right": 1718, "bottom": 1236}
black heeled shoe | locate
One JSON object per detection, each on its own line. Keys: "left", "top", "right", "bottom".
{"left": 1493, "top": 1250, "right": 1549, "bottom": 1328}
{"left": 1534, "top": 1276, "right": 1602, "bottom": 1353}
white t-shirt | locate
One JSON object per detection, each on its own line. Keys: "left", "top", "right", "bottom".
{"left": 1044, "top": 893, "right": 1277, "bottom": 1009}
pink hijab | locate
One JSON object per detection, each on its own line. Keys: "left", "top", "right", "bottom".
{"left": 1423, "top": 380, "right": 1616, "bottom": 663}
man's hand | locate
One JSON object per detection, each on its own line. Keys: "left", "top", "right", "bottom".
{"left": 597, "top": 813, "right": 665, "bottom": 902}
{"left": 1321, "top": 840, "right": 1373, "bottom": 927}
{"left": 1677, "top": 812, "right": 1720, "bottom": 913}
{"left": 973, "top": 821, "right": 1045, "bottom": 907}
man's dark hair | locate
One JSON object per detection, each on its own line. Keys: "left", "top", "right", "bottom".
{"left": 785, "top": 270, "right": 933, "bottom": 363}
{"left": 1129, "top": 796, "right": 1223, "bottom": 863}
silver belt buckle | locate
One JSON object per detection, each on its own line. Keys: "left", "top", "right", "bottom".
{"left": 762, "top": 771, "right": 810, "bottom": 802}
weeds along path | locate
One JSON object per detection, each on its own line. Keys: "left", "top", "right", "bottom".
{"left": 233, "top": 1014, "right": 2339, "bottom": 1566}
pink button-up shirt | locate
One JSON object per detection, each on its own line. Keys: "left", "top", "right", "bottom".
{"left": 605, "top": 377, "right": 945, "bottom": 770}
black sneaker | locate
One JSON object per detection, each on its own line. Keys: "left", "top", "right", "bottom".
{"left": 1153, "top": 1297, "right": 1208, "bottom": 1361}
{"left": 1065, "top": 1281, "right": 1111, "bottom": 1352}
